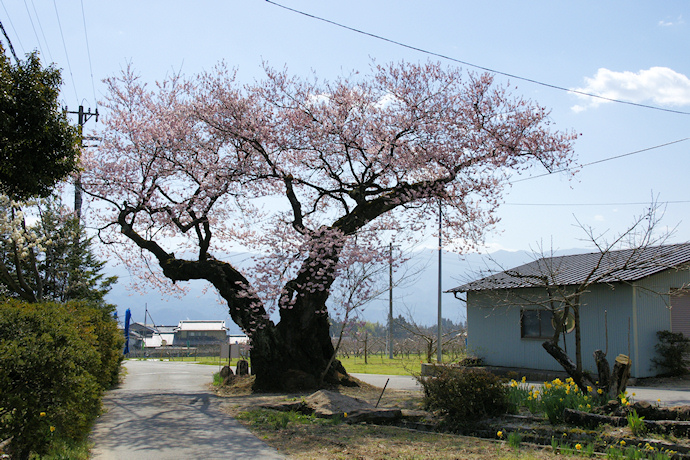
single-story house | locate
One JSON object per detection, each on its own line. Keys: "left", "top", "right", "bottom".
{"left": 125, "top": 320, "right": 231, "bottom": 350}
{"left": 447, "top": 243, "right": 690, "bottom": 378}
{"left": 173, "top": 320, "right": 228, "bottom": 346}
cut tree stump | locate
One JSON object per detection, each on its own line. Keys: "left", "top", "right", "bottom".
{"left": 593, "top": 349, "right": 611, "bottom": 391}
{"left": 609, "top": 354, "right": 632, "bottom": 399}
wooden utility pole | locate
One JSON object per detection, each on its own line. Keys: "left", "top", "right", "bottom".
{"left": 437, "top": 200, "right": 443, "bottom": 363}
{"left": 388, "top": 242, "right": 394, "bottom": 359}
{"left": 67, "top": 105, "right": 98, "bottom": 220}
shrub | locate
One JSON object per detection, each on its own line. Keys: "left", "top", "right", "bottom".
{"left": 417, "top": 367, "right": 509, "bottom": 426}
{"left": 71, "top": 301, "right": 124, "bottom": 389}
{"left": 0, "top": 299, "right": 122, "bottom": 459}
{"left": 651, "top": 330, "right": 690, "bottom": 377}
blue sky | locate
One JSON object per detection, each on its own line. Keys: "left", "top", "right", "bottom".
{"left": 2, "top": 1, "right": 689, "bottom": 325}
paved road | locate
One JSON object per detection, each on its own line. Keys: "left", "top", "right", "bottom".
{"left": 90, "top": 360, "right": 283, "bottom": 460}
{"left": 352, "top": 373, "right": 690, "bottom": 406}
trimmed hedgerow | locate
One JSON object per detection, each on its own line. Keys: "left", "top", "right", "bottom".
{"left": 417, "top": 367, "right": 509, "bottom": 426}
{"left": 0, "top": 299, "right": 122, "bottom": 459}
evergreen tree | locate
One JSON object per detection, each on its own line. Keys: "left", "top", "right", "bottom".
{"left": 0, "top": 44, "right": 80, "bottom": 200}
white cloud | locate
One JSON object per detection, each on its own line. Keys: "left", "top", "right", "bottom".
{"left": 658, "top": 15, "right": 684, "bottom": 27}
{"left": 570, "top": 67, "right": 690, "bottom": 112}
{"left": 594, "top": 215, "right": 605, "bottom": 222}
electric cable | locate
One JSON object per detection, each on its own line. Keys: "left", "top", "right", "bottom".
{"left": 22, "top": 0, "right": 43, "bottom": 57}
{"left": 52, "top": 0, "right": 79, "bottom": 103}
{"left": 80, "top": 0, "right": 98, "bottom": 108}
{"left": 505, "top": 200, "right": 690, "bottom": 207}
{"left": 29, "top": 0, "right": 52, "bottom": 61}
{"left": 265, "top": 0, "right": 690, "bottom": 116}
{"left": 511, "top": 137, "right": 690, "bottom": 183}
{"left": 1, "top": 0, "right": 24, "bottom": 55}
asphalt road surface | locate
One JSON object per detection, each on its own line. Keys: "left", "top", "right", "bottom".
{"left": 89, "top": 360, "right": 283, "bottom": 460}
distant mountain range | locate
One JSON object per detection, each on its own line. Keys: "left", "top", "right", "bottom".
{"left": 104, "top": 248, "right": 584, "bottom": 334}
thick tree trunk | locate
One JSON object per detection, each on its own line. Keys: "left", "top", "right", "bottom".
{"left": 249, "top": 246, "right": 357, "bottom": 391}
{"left": 247, "top": 295, "right": 355, "bottom": 391}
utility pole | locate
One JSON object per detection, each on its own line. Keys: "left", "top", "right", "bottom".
{"left": 388, "top": 242, "right": 394, "bottom": 359}
{"left": 437, "top": 200, "right": 443, "bottom": 363}
{"left": 67, "top": 105, "right": 98, "bottom": 220}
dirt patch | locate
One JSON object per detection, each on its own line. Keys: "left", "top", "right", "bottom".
{"left": 216, "top": 375, "right": 423, "bottom": 418}
{"left": 214, "top": 375, "right": 690, "bottom": 459}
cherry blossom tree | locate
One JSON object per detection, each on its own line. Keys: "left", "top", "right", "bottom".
{"left": 83, "top": 61, "right": 576, "bottom": 390}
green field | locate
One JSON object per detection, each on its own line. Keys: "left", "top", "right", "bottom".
{"left": 337, "top": 355, "right": 424, "bottom": 375}
{"left": 130, "top": 352, "right": 465, "bottom": 376}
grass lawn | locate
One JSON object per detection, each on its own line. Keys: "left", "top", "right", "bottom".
{"left": 338, "top": 354, "right": 437, "bottom": 375}
{"left": 147, "top": 352, "right": 463, "bottom": 376}
{"left": 128, "top": 348, "right": 468, "bottom": 379}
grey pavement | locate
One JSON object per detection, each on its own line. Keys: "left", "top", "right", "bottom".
{"left": 351, "top": 373, "right": 421, "bottom": 391}
{"left": 625, "top": 386, "right": 690, "bottom": 407}
{"left": 353, "top": 373, "right": 690, "bottom": 406}
{"left": 90, "top": 360, "right": 284, "bottom": 460}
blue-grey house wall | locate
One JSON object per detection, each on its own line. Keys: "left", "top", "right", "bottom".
{"left": 465, "top": 268, "right": 689, "bottom": 378}
{"left": 632, "top": 268, "right": 689, "bottom": 376}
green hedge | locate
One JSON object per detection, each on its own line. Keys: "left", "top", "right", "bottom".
{"left": 417, "top": 366, "right": 509, "bottom": 428}
{"left": 0, "top": 299, "right": 123, "bottom": 459}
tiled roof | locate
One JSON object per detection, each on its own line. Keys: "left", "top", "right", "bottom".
{"left": 448, "top": 243, "right": 690, "bottom": 293}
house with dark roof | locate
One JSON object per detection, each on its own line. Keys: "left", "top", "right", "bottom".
{"left": 448, "top": 243, "right": 690, "bottom": 378}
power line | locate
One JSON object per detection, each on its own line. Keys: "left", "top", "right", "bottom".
{"left": 52, "top": 0, "right": 78, "bottom": 103}
{"left": 29, "top": 0, "right": 52, "bottom": 61}
{"left": 22, "top": 0, "right": 43, "bottom": 57}
{"left": 511, "top": 137, "right": 690, "bottom": 183}
{"left": 265, "top": 0, "right": 690, "bottom": 116}
{"left": 1, "top": 0, "right": 24, "bottom": 55}
{"left": 505, "top": 200, "right": 690, "bottom": 207}
{"left": 80, "top": 0, "right": 97, "bottom": 107}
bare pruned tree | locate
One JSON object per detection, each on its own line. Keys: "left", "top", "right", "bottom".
{"left": 394, "top": 308, "right": 466, "bottom": 363}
